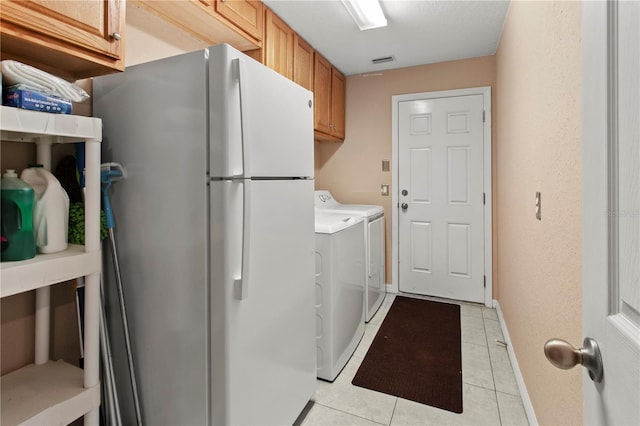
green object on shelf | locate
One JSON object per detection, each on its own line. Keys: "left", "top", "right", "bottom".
{"left": 68, "top": 202, "right": 108, "bottom": 244}
{"left": 1, "top": 170, "right": 36, "bottom": 261}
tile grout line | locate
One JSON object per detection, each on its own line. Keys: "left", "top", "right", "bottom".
{"left": 483, "top": 313, "right": 504, "bottom": 426}
{"left": 313, "top": 401, "right": 389, "bottom": 426}
{"left": 388, "top": 397, "right": 398, "bottom": 426}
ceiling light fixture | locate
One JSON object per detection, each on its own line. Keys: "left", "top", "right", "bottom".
{"left": 340, "top": 0, "right": 387, "bottom": 31}
{"left": 371, "top": 55, "right": 394, "bottom": 64}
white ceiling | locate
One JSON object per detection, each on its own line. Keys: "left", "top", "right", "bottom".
{"left": 262, "top": 0, "right": 510, "bottom": 76}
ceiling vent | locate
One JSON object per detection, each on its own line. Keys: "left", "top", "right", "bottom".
{"left": 371, "top": 56, "right": 395, "bottom": 64}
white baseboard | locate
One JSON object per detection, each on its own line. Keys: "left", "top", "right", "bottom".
{"left": 494, "top": 300, "right": 539, "bottom": 426}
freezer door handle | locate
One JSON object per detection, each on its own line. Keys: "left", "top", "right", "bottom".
{"left": 233, "top": 180, "right": 251, "bottom": 300}
{"left": 233, "top": 57, "right": 251, "bottom": 178}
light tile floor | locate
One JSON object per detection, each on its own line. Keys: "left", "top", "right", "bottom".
{"left": 295, "top": 294, "right": 529, "bottom": 426}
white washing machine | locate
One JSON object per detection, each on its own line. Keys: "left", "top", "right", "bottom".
{"left": 315, "top": 190, "right": 386, "bottom": 323}
{"left": 315, "top": 210, "right": 366, "bottom": 382}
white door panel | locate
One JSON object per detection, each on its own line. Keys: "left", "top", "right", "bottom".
{"left": 398, "top": 95, "right": 485, "bottom": 303}
{"left": 579, "top": 2, "right": 640, "bottom": 424}
{"left": 410, "top": 221, "right": 432, "bottom": 273}
{"left": 448, "top": 147, "right": 470, "bottom": 204}
{"left": 410, "top": 148, "right": 432, "bottom": 202}
{"left": 448, "top": 223, "right": 471, "bottom": 277}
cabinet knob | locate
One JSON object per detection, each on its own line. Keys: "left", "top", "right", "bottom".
{"left": 110, "top": 32, "right": 121, "bottom": 41}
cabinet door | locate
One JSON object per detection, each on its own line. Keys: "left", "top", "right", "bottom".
{"left": 313, "top": 53, "right": 333, "bottom": 135}
{"left": 293, "top": 35, "right": 314, "bottom": 91}
{"left": 1, "top": 0, "right": 123, "bottom": 62}
{"left": 215, "top": 0, "right": 263, "bottom": 41}
{"left": 330, "top": 68, "right": 346, "bottom": 139}
{"left": 264, "top": 9, "right": 294, "bottom": 79}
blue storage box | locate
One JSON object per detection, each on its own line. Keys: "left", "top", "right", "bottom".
{"left": 3, "top": 84, "right": 72, "bottom": 114}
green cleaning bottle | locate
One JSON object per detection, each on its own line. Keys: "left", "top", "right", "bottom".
{"left": 1, "top": 169, "right": 36, "bottom": 261}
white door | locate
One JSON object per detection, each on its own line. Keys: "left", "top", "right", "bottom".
{"left": 579, "top": 2, "right": 640, "bottom": 424}
{"left": 398, "top": 95, "right": 485, "bottom": 303}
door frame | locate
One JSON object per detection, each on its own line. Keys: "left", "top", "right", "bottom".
{"left": 391, "top": 86, "right": 493, "bottom": 307}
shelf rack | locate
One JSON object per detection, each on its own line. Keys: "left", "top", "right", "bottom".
{"left": 1, "top": 106, "right": 102, "bottom": 425}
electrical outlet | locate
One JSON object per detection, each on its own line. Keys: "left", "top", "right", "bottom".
{"left": 536, "top": 192, "right": 541, "bottom": 220}
{"left": 381, "top": 184, "right": 389, "bottom": 196}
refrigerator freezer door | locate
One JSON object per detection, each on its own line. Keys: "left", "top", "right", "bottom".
{"left": 210, "top": 179, "right": 316, "bottom": 425}
{"left": 208, "top": 44, "right": 314, "bottom": 179}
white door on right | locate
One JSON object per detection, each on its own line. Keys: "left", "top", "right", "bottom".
{"left": 580, "top": 1, "right": 640, "bottom": 424}
{"left": 398, "top": 95, "right": 485, "bottom": 303}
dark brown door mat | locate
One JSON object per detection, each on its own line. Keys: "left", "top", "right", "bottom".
{"left": 352, "top": 296, "right": 463, "bottom": 413}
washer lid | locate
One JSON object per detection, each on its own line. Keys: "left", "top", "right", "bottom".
{"left": 315, "top": 190, "right": 384, "bottom": 218}
{"left": 314, "top": 210, "right": 363, "bottom": 234}
{"left": 321, "top": 204, "right": 384, "bottom": 218}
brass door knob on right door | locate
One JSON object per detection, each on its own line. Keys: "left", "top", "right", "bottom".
{"left": 544, "top": 337, "right": 603, "bottom": 382}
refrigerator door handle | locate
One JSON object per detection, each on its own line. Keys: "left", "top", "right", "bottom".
{"left": 234, "top": 180, "right": 251, "bottom": 300}
{"left": 366, "top": 222, "right": 372, "bottom": 279}
{"left": 232, "top": 57, "right": 251, "bottom": 177}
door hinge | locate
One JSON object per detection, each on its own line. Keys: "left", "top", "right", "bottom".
{"left": 483, "top": 110, "right": 486, "bottom": 122}
{"left": 483, "top": 192, "right": 486, "bottom": 205}
{"left": 484, "top": 275, "right": 486, "bottom": 288}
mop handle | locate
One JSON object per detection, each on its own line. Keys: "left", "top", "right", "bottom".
{"left": 102, "top": 181, "right": 115, "bottom": 229}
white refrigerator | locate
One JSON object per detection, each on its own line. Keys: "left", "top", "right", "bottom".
{"left": 93, "top": 44, "right": 316, "bottom": 425}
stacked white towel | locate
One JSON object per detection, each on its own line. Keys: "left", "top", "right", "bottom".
{"left": 1, "top": 60, "right": 90, "bottom": 103}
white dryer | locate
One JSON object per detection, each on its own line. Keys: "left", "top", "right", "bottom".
{"left": 315, "top": 190, "right": 386, "bottom": 323}
{"left": 314, "top": 210, "right": 366, "bottom": 382}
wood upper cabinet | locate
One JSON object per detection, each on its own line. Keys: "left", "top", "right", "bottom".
{"left": 330, "top": 69, "right": 346, "bottom": 140}
{"left": 314, "top": 53, "right": 346, "bottom": 142}
{"left": 215, "top": 0, "right": 263, "bottom": 41}
{"left": 293, "top": 35, "right": 314, "bottom": 92}
{"left": 314, "top": 54, "right": 333, "bottom": 136}
{"left": 264, "top": 8, "right": 294, "bottom": 80}
{"left": 0, "top": 0, "right": 125, "bottom": 79}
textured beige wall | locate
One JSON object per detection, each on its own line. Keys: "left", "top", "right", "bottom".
{"left": 125, "top": 2, "right": 209, "bottom": 67}
{"left": 496, "top": 2, "right": 582, "bottom": 424}
{"left": 316, "top": 56, "right": 497, "bottom": 287}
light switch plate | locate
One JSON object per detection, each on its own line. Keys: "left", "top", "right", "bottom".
{"left": 381, "top": 184, "right": 389, "bottom": 196}
{"left": 536, "top": 191, "right": 541, "bottom": 220}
